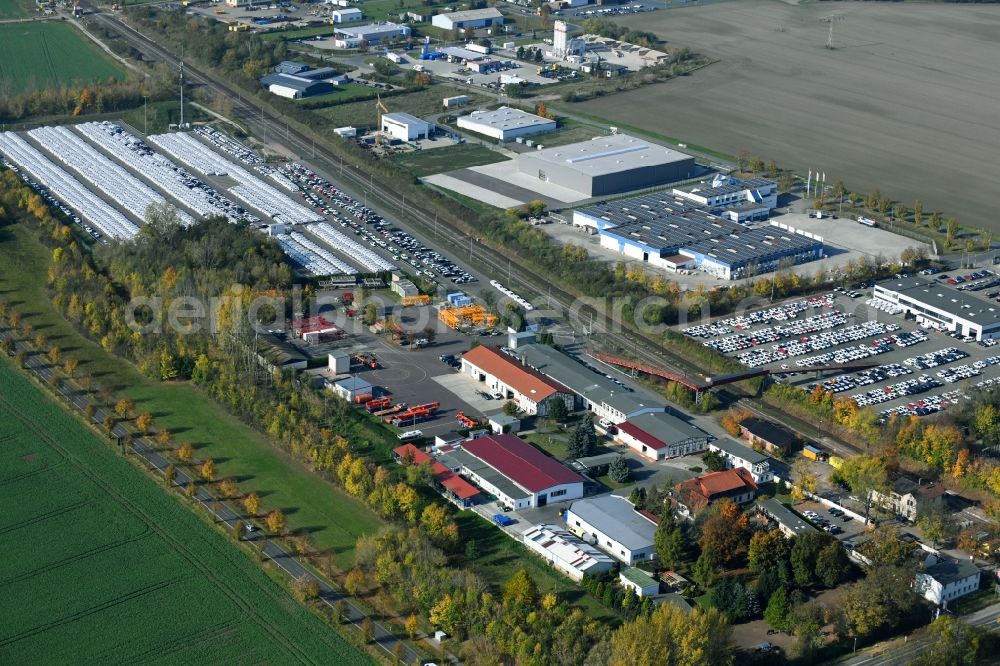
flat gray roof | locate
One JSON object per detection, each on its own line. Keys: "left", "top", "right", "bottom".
{"left": 681, "top": 226, "right": 822, "bottom": 267}
{"left": 712, "top": 437, "right": 770, "bottom": 465}
{"left": 756, "top": 498, "right": 816, "bottom": 536}
{"left": 517, "top": 344, "right": 664, "bottom": 416}
{"left": 382, "top": 112, "right": 430, "bottom": 127}
{"left": 337, "top": 22, "right": 407, "bottom": 38}
{"left": 568, "top": 495, "right": 656, "bottom": 551}
{"left": 523, "top": 134, "right": 693, "bottom": 177}
{"left": 459, "top": 106, "right": 555, "bottom": 132}
{"left": 438, "top": 7, "right": 503, "bottom": 20}
{"left": 437, "top": 447, "right": 529, "bottom": 501}
{"left": 876, "top": 277, "right": 1000, "bottom": 326}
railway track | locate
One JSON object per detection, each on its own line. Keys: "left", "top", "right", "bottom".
{"left": 88, "top": 10, "right": 722, "bottom": 386}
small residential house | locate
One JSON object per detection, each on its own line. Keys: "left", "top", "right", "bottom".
{"left": 915, "top": 555, "right": 981, "bottom": 608}
{"left": 672, "top": 468, "right": 758, "bottom": 519}
{"left": 708, "top": 438, "right": 774, "bottom": 483}
{"left": 739, "top": 418, "right": 797, "bottom": 456}
{"left": 870, "top": 476, "right": 946, "bottom": 522}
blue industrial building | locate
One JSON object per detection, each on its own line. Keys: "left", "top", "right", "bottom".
{"left": 574, "top": 192, "right": 823, "bottom": 280}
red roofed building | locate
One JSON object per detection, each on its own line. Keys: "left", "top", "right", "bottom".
{"left": 461, "top": 346, "right": 573, "bottom": 417}
{"left": 452, "top": 434, "right": 585, "bottom": 510}
{"left": 290, "top": 316, "right": 343, "bottom": 344}
{"left": 615, "top": 411, "right": 710, "bottom": 461}
{"left": 393, "top": 443, "right": 481, "bottom": 507}
{"left": 671, "top": 468, "right": 758, "bottom": 519}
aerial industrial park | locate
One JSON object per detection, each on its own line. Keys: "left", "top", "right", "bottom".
{"left": 2, "top": 0, "right": 1000, "bottom": 665}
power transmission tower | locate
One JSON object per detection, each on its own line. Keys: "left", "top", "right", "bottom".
{"left": 822, "top": 14, "right": 844, "bottom": 50}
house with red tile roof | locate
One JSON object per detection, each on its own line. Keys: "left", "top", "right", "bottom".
{"left": 460, "top": 346, "right": 574, "bottom": 417}
{"left": 435, "top": 434, "right": 585, "bottom": 510}
{"left": 671, "top": 468, "right": 758, "bottom": 519}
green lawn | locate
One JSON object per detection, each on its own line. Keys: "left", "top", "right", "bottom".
{"left": 297, "top": 83, "right": 381, "bottom": 107}
{"left": 121, "top": 100, "right": 210, "bottom": 136}
{"left": 391, "top": 142, "right": 507, "bottom": 177}
{"left": 261, "top": 24, "right": 339, "bottom": 42}
{"left": 315, "top": 85, "right": 487, "bottom": 131}
{"left": 0, "top": 0, "right": 35, "bottom": 19}
{"left": 0, "top": 360, "right": 372, "bottom": 665}
{"left": 0, "top": 223, "right": 381, "bottom": 568}
{"left": 0, "top": 22, "right": 125, "bottom": 94}
{"left": 455, "top": 512, "right": 619, "bottom": 624}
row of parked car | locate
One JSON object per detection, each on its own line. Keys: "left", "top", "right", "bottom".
{"left": 851, "top": 375, "right": 944, "bottom": 407}
{"left": 279, "top": 162, "right": 477, "bottom": 286}
{"left": 737, "top": 320, "right": 894, "bottom": 369}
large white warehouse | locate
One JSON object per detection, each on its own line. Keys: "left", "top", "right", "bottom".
{"left": 457, "top": 106, "right": 557, "bottom": 141}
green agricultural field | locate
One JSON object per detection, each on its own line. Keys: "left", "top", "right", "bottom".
{"left": 0, "top": 223, "right": 381, "bottom": 568}
{"left": 391, "top": 143, "right": 506, "bottom": 177}
{"left": 0, "top": 0, "right": 35, "bottom": 19}
{"left": 0, "top": 361, "right": 372, "bottom": 665}
{"left": 0, "top": 22, "right": 124, "bottom": 94}
{"left": 316, "top": 85, "right": 487, "bottom": 131}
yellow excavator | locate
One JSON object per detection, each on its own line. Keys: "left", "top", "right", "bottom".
{"left": 375, "top": 94, "right": 389, "bottom": 146}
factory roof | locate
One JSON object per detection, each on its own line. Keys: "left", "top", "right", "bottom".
{"left": 517, "top": 344, "right": 664, "bottom": 417}
{"left": 463, "top": 345, "right": 570, "bottom": 402}
{"left": 620, "top": 566, "right": 659, "bottom": 588}
{"left": 681, "top": 226, "right": 822, "bottom": 267}
{"left": 464, "top": 434, "right": 584, "bottom": 493}
{"left": 568, "top": 495, "right": 656, "bottom": 551}
{"left": 392, "top": 444, "right": 480, "bottom": 500}
{"left": 275, "top": 60, "right": 310, "bottom": 75}
{"left": 617, "top": 411, "right": 706, "bottom": 450}
{"left": 382, "top": 112, "right": 431, "bottom": 127}
{"left": 440, "top": 46, "right": 488, "bottom": 61}
{"left": 438, "top": 445, "right": 530, "bottom": 500}
{"left": 458, "top": 106, "right": 555, "bottom": 133}
{"left": 437, "top": 7, "right": 504, "bottom": 21}
{"left": 296, "top": 67, "right": 340, "bottom": 80}
{"left": 260, "top": 73, "right": 331, "bottom": 93}
{"left": 336, "top": 21, "right": 408, "bottom": 38}
{"left": 335, "top": 376, "right": 372, "bottom": 391}
{"left": 679, "top": 177, "right": 776, "bottom": 199}
{"left": 875, "top": 277, "right": 1000, "bottom": 325}
{"left": 522, "top": 524, "right": 614, "bottom": 576}
{"left": 523, "top": 134, "right": 693, "bottom": 176}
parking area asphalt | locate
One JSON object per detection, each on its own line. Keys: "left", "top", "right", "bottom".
{"left": 683, "top": 287, "right": 1000, "bottom": 422}
{"left": 794, "top": 499, "right": 869, "bottom": 541}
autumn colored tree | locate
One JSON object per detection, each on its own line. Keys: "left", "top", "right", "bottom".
{"left": 404, "top": 613, "right": 419, "bottom": 640}
{"left": 343, "top": 568, "right": 366, "bottom": 596}
{"left": 200, "top": 458, "right": 216, "bottom": 482}
{"left": 164, "top": 463, "right": 176, "bottom": 487}
{"left": 136, "top": 411, "right": 153, "bottom": 435}
{"left": 218, "top": 478, "right": 239, "bottom": 498}
{"left": 47, "top": 345, "right": 61, "bottom": 366}
{"left": 114, "top": 397, "right": 133, "bottom": 419}
{"left": 748, "top": 529, "right": 790, "bottom": 578}
{"left": 176, "top": 441, "right": 194, "bottom": 464}
{"left": 720, "top": 408, "right": 752, "bottom": 437}
{"left": 63, "top": 357, "right": 78, "bottom": 378}
{"left": 698, "top": 500, "right": 750, "bottom": 567}
{"left": 359, "top": 617, "right": 374, "bottom": 644}
{"left": 609, "top": 604, "right": 733, "bottom": 666}
{"left": 185, "top": 481, "right": 198, "bottom": 498}
{"left": 832, "top": 454, "right": 888, "bottom": 518}
{"left": 243, "top": 492, "right": 261, "bottom": 517}
{"left": 265, "top": 508, "right": 286, "bottom": 534}
{"left": 502, "top": 569, "right": 538, "bottom": 609}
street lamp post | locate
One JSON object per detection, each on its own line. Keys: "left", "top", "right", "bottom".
{"left": 143, "top": 96, "right": 148, "bottom": 136}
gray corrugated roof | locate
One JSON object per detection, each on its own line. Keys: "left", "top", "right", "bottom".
{"left": 517, "top": 344, "right": 664, "bottom": 417}
{"left": 568, "top": 495, "right": 656, "bottom": 551}
{"left": 626, "top": 411, "right": 706, "bottom": 446}
{"left": 525, "top": 134, "right": 693, "bottom": 176}
{"left": 712, "top": 438, "right": 770, "bottom": 465}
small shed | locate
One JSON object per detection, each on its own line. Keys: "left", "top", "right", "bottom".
{"left": 620, "top": 567, "right": 660, "bottom": 598}
{"left": 332, "top": 375, "right": 373, "bottom": 401}
{"left": 328, "top": 350, "right": 351, "bottom": 374}
{"left": 488, "top": 412, "right": 521, "bottom": 434}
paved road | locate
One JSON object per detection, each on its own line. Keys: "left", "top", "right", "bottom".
{"left": 840, "top": 600, "right": 1000, "bottom": 666}
{"left": 0, "top": 327, "right": 421, "bottom": 665}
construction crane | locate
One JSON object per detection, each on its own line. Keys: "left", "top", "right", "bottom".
{"left": 822, "top": 14, "right": 843, "bottom": 50}
{"left": 375, "top": 94, "right": 389, "bottom": 146}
